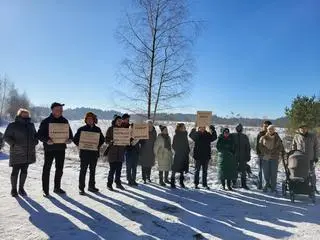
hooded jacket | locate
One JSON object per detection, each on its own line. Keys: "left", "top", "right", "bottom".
{"left": 292, "top": 132, "right": 319, "bottom": 162}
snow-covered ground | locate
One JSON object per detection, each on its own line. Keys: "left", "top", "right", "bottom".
{"left": 0, "top": 120, "right": 319, "bottom": 240}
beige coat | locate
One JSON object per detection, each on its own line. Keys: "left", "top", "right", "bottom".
{"left": 154, "top": 135, "right": 173, "bottom": 171}
{"left": 292, "top": 132, "right": 319, "bottom": 162}
{"left": 259, "top": 133, "right": 284, "bottom": 160}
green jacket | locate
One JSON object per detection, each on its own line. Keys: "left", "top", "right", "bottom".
{"left": 217, "top": 135, "right": 237, "bottom": 180}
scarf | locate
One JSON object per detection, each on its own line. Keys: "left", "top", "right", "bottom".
{"left": 160, "top": 133, "right": 171, "bottom": 151}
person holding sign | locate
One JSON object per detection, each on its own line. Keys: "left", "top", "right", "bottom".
{"left": 73, "top": 112, "right": 105, "bottom": 195}
{"left": 189, "top": 123, "right": 217, "bottom": 190}
{"left": 154, "top": 125, "right": 173, "bottom": 186}
{"left": 38, "top": 102, "right": 73, "bottom": 197}
{"left": 139, "top": 120, "right": 157, "bottom": 184}
{"left": 105, "top": 115, "right": 126, "bottom": 191}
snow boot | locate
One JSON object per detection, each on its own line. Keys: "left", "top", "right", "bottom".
{"left": 116, "top": 184, "right": 125, "bottom": 190}
{"left": 18, "top": 173, "right": 28, "bottom": 196}
{"left": 10, "top": 175, "right": 18, "bottom": 197}
{"left": 54, "top": 188, "right": 66, "bottom": 194}
{"left": 79, "top": 189, "right": 85, "bottom": 195}
{"left": 88, "top": 187, "right": 99, "bottom": 193}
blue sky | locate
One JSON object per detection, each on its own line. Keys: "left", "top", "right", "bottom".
{"left": 0, "top": 0, "right": 319, "bottom": 118}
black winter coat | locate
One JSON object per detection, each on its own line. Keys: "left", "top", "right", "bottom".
{"left": 172, "top": 131, "right": 190, "bottom": 173}
{"left": 189, "top": 128, "right": 217, "bottom": 162}
{"left": 37, "top": 114, "right": 73, "bottom": 151}
{"left": 232, "top": 133, "right": 251, "bottom": 171}
{"left": 4, "top": 116, "right": 38, "bottom": 166}
{"left": 73, "top": 124, "right": 105, "bottom": 159}
{"left": 105, "top": 126, "right": 126, "bottom": 163}
{"left": 138, "top": 127, "right": 157, "bottom": 167}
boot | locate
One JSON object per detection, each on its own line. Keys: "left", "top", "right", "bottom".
{"left": 88, "top": 186, "right": 99, "bottom": 193}
{"left": 227, "top": 180, "right": 233, "bottom": 191}
{"left": 241, "top": 178, "right": 250, "bottom": 190}
{"left": 11, "top": 175, "right": 18, "bottom": 197}
{"left": 179, "top": 174, "right": 185, "bottom": 188}
{"left": 221, "top": 180, "right": 226, "bottom": 190}
{"left": 164, "top": 172, "right": 170, "bottom": 184}
{"left": 159, "top": 172, "right": 166, "bottom": 186}
{"left": 79, "top": 189, "right": 85, "bottom": 195}
{"left": 18, "top": 173, "right": 28, "bottom": 196}
{"left": 116, "top": 183, "right": 125, "bottom": 190}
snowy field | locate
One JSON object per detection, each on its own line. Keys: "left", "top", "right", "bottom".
{"left": 0, "top": 120, "right": 319, "bottom": 240}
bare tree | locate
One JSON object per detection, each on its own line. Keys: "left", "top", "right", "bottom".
{"left": 6, "top": 87, "right": 30, "bottom": 119}
{"left": 116, "top": 0, "right": 200, "bottom": 121}
{"left": 0, "top": 75, "right": 9, "bottom": 118}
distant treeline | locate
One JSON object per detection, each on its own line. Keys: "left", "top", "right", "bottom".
{"left": 30, "top": 107, "right": 288, "bottom": 128}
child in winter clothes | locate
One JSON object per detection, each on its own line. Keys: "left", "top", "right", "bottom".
{"left": 73, "top": 112, "right": 105, "bottom": 195}
{"left": 154, "top": 125, "right": 173, "bottom": 186}
{"left": 217, "top": 128, "right": 237, "bottom": 191}
{"left": 171, "top": 123, "right": 190, "bottom": 188}
{"left": 189, "top": 125, "right": 217, "bottom": 189}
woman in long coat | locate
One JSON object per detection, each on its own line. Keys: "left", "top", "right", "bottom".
{"left": 154, "top": 125, "right": 173, "bottom": 186}
{"left": 4, "top": 108, "right": 38, "bottom": 197}
{"left": 139, "top": 120, "right": 157, "bottom": 183}
{"left": 217, "top": 128, "right": 237, "bottom": 191}
{"left": 171, "top": 123, "right": 190, "bottom": 188}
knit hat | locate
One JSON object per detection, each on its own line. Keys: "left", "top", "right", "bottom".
{"left": 114, "top": 115, "right": 122, "bottom": 121}
{"left": 236, "top": 123, "right": 243, "bottom": 133}
{"left": 85, "top": 112, "right": 97, "bottom": 124}
{"left": 159, "top": 125, "right": 167, "bottom": 132}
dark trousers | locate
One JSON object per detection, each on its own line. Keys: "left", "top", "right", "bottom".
{"left": 159, "top": 171, "right": 169, "bottom": 182}
{"left": 79, "top": 156, "right": 98, "bottom": 190}
{"left": 108, "top": 162, "right": 123, "bottom": 185}
{"left": 42, "top": 150, "right": 65, "bottom": 193}
{"left": 11, "top": 163, "right": 29, "bottom": 177}
{"left": 126, "top": 151, "right": 138, "bottom": 183}
{"left": 258, "top": 157, "right": 263, "bottom": 189}
{"left": 171, "top": 171, "right": 184, "bottom": 184}
{"left": 194, "top": 160, "right": 209, "bottom": 186}
{"left": 142, "top": 166, "right": 152, "bottom": 181}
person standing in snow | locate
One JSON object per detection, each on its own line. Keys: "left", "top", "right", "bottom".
{"left": 232, "top": 124, "right": 251, "bottom": 189}
{"left": 38, "top": 102, "right": 73, "bottom": 197}
{"left": 105, "top": 115, "right": 126, "bottom": 191}
{"left": 122, "top": 114, "right": 140, "bottom": 186}
{"left": 73, "top": 112, "right": 105, "bottom": 195}
{"left": 139, "top": 120, "right": 157, "bottom": 184}
{"left": 171, "top": 123, "right": 190, "bottom": 188}
{"left": 189, "top": 125, "right": 217, "bottom": 189}
{"left": 217, "top": 128, "right": 237, "bottom": 190}
{"left": 4, "top": 108, "right": 38, "bottom": 197}
{"left": 291, "top": 123, "right": 319, "bottom": 194}
{"left": 256, "top": 120, "right": 272, "bottom": 189}
{"left": 259, "top": 125, "right": 284, "bottom": 193}
{"left": 154, "top": 125, "right": 173, "bottom": 186}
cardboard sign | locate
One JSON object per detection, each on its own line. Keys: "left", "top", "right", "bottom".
{"left": 79, "top": 131, "right": 100, "bottom": 151}
{"left": 196, "top": 111, "right": 212, "bottom": 127}
{"left": 113, "top": 128, "right": 131, "bottom": 146}
{"left": 132, "top": 124, "right": 149, "bottom": 140}
{"left": 49, "top": 123, "right": 69, "bottom": 144}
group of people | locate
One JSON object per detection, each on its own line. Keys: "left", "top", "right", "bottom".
{"left": 2, "top": 102, "right": 319, "bottom": 198}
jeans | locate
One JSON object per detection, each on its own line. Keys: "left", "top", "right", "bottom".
{"left": 42, "top": 150, "right": 65, "bottom": 193}
{"left": 126, "top": 151, "right": 138, "bottom": 183}
{"left": 194, "top": 160, "right": 209, "bottom": 186}
{"left": 79, "top": 156, "right": 98, "bottom": 190}
{"left": 142, "top": 166, "right": 152, "bottom": 181}
{"left": 262, "top": 159, "right": 278, "bottom": 191}
{"left": 108, "top": 162, "right": 123, "bottom": 185}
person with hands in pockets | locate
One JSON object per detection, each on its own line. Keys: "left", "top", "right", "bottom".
{"left": 73, "top": 112, "right": 105, "bottom": 195}
{"left": 37, "top": 102, "right": 73, "bottom": 197}
{"left": 189, "top": 124, "right": 217, "bottom": 190}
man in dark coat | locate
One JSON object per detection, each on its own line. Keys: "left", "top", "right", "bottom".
{"left": 189, "top": 125, "right": 217, "bottom": 189}
{"left": 139, "top": 120, "right": 157, "bottom": 183}
{"left": 4, "top": 109, "right": 38, "bottom": 197}
{"left": 232, "top": 124, "right": 251, "bottom": 189}
{"left": 73, "top": 112, "right": 105, "bottom": 195}
{"left": 256, "top": 120, "right": 272, "bottom": 189}
{"left": 38, "top": 102, "right": 73, "bottom": 197}
{"left": 105, "top": 115, "right": 126, "bottom": 191}
{"left": 122, "top": 114, "right": 140, "bottom": 186}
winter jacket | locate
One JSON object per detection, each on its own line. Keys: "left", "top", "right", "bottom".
{"left": 37, "top": 114, "right": 73, "bottom": 151}
{"left": 73, "top": 124, "right": 105, "bottom": 159}
{"left": 154, "top": 134, "right": 173, "bottom": 171}
{"left": 217, "top": 134, "right": 237, "bottom": 180}
{"left": 105, "top": 125, "right": 126, "bottom": 163}
{"left": 189, "top": 128, "right": 217, "bottom": 162}
{"left": 259, "top": 133, "right": 284, "bottom": 161}
{"left": 4, "top": 116, "right": 38, "bottom": 166}
{"left": 172, "top": 131, "right": 190, "bottom": 173}
{"left": 292, "top": 132, "right": 319, "bottom": 163}
{"left": 232, "top": 133, "right": 251, "bottom": 171}
{"left": 139, "top": 127, "right": 157, "bottom": 167}
{"left": 256, "top": 130, "right": 267, "bottom": 156}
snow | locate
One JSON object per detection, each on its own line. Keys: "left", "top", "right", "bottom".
{"left": 0, "top": 120, "right": 319, "bottom": 240}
